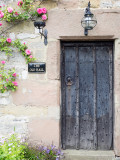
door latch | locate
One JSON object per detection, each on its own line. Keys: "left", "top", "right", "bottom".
{"left": 66, "top": 76, "right": 73, "bottom": 86}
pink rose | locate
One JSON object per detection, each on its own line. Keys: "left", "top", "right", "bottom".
{"left": 6, "top": 79, "right": 8, "bottom": 82}
{"left": 12, "top": 81, "right": 18, "bottom": 86}
{"left": 42, "top": 8, "right": 47, "bottom": 14}
{"left": 6, "top": 38, "right": 12, "bottom": 43}
{"left": 7, "top": 7, "right": 13, "bottom": 13}
{"left": 30, "top": 55, "right": 33, "bottom": 58}
{"left": 23, "top": 42, "right": 25, "bottom": 45}
{"left": 15, "top": 12, "right": 19, "bottom": 15}
{"left": 0, "top": 12, "right": 4, "bottom": 18}
{"left": 37, "top": 8, "right": 43, "bottom": 14}
{"left": 12, "top": 73, "right": 17, "bottom": 77}
{"left": 0, "top": 23, "right": 2, "bottom": 26}
{"left": 4, "top": 87, "right": 6, "bottom": 89}
{"left": 17, "top": 1, "right": 23, "bottom": 7}
{"left": 3, "top": 4, "right": 5, "bottom": 7}
{"left": 0, "top": 74, "right": 2, "bottom": 77}
{"left": 25, "top": 49, "right": 31, "bottom": 55}
{"left": 42, "top": 14, "right": 47, "bottom": 21}
{"left": 1, "top": 61, "right": 5, "bottom": 64}
{"left": 0, "top": 6, "right": 2, "bottom": 8}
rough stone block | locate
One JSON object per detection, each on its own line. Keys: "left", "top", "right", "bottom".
{"left": 40, "top": 1, "right": 57, "bottom": 10}
{"left": 17, "top": 33, "right": 39, "bottom": 40}
{"left": 58, "top": 0, "right": 79, "bottom": 9}
{"left": 113, "top": 1, "right": 120, "bottom": 8}
{"left": 12, "top": 80, "right": 60, "bottom": 106}
{"left": 9, "top": 33, "right": 15, "bottom": 41}
{"left": 47, "top": 41, "right": 60, "bottom": 80}
{"left": 0, "top": 115, "right": 29, "bottom": 137}
{"left": 28, "top": 118, "right": 60, "bottom": 147}
{"left": 0, "top": 92, "right": 12, "bottom": 105}
{"left": 27, "top": 38, "right": 45, "bottom": 50}
{"left": 21, "top": 70, "right": 28, "bottom": 80}
{"left": 100, "top": 0, "right": 113, "bottom": 8}
{"left": 34, "top": 49, "right": 46, "bottom": 61}
{"left": 8, "top": 50, "right": 26, "bottom": 64}
{"left": 0, "top": 105, "right": 60, "bottom": 119}
{"left": 28, "top": 73, "right": 46, "bottom": 81}
{"left": 0, "top": 97, "right": 11, "bottom": 105}
{"left": 79, "top": 0, "right": 100, "bottom": 8}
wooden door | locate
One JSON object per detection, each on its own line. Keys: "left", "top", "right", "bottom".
{"left": 61, "top": 41, "right": 113, "bottom": 150}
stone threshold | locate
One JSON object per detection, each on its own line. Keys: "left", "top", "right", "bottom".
{"left": 63, "top": 150, "right": 115, "bottom": 160}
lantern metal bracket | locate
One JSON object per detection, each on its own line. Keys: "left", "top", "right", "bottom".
{"left": 39, "top": 29, "right": 48, "bottom": 46}
{"left": 34, "top": 21, "right": 48, "bottom": 46}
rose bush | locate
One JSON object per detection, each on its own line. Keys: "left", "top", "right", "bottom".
{"left": 0, "top": 37, "right": 36, "bottom": 62}
{"left": 0, "top": 0, "right": 48, "bottom": 23}
{"left": 0, "top": 0, "right": 48, "bottom": 93}
{"left": 0, "top": 61, "right": 18, "bottom": 93}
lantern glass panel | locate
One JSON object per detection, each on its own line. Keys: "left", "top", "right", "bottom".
{"left": 81, "top": 15, "right": 97, "bottom": 30}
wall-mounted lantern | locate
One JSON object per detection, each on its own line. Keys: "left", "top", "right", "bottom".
{"left": 34, "top": 21, "right": 48, "bottom": 45}
{"left": 81, "top": 1, "right": 97, "bottom": 36}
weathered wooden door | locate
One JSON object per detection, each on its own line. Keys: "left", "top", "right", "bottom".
{"left": 61, "top": 41, "right": 113, "bottom": 150}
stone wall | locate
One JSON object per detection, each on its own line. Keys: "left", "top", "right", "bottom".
{"left": 0, "top": 0, "right": 120, "bottom": 156}
{"left": 0, "top": 23, "right": 60, "bottom": 146}
{"left": 1, "top": 0, "right": 120, "bottom": 9}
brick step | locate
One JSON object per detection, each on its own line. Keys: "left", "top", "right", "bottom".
{"left": 63, "top": 150, "right": 115, "bottom": 160}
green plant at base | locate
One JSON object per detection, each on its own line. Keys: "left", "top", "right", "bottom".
{"left": 0, "top": 132, "right": 64, "bottom": 160}
{"left": 0, "top": 133, "right": 27, "bottom": 160}
{"left": 24, "top": 145, "right": 64, "bottom": 160}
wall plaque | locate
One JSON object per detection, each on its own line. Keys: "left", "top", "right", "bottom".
{"left": 28, "top": 63, "right": 46, "bottom": 73}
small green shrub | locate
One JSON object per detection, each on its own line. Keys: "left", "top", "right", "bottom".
{"left": 0, "top": 132, "right": 64, "bottom": 160}
{"left": 0, "top": 132, "right": 26, "bottom": 160}
{"left": 24, "top": 144, "right": 64, "bottom": 160}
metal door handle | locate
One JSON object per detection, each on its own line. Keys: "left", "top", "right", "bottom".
{"left": 66, "top": 76, "right": 73, "bottom": 86}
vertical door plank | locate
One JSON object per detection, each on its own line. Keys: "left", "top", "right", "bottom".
{"left": 108, "top": 47, "right": 113, "bottom": 149}
{"left": 61, "top": 46, "right": 66, "bottom": 149}
{"left": 93, "top": 47, "right": 97, "bottom": 150}
{"left": 75, "top": 46, "right": 80, "bottom": 149}
{"left": 64, "top": 47, "right": 77, "bottom": 149}
{"left": 96, "top": 46, "right": 113, "bottom": 150}
{"left": 79, "top": 46, "right": 95, "bottom": 149}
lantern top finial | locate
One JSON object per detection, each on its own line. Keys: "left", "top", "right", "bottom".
{"left": 85, "top": 1, "right": 93, "bottom": 16}
{"left": 88, "top": 1, "right": 91, "bottom": 8}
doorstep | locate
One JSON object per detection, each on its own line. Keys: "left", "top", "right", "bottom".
{"left": 63, "top": 150, "right": 115, "bottom": 160}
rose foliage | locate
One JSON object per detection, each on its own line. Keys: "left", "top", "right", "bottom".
{"left": 0, "top": 37, "right": 36, "bottom": 93}
{"left": 0, "top": 0, "right": 48, "bottom": 23}
{"left": 0, "top": 61, "right": 18, "bottom": 93}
